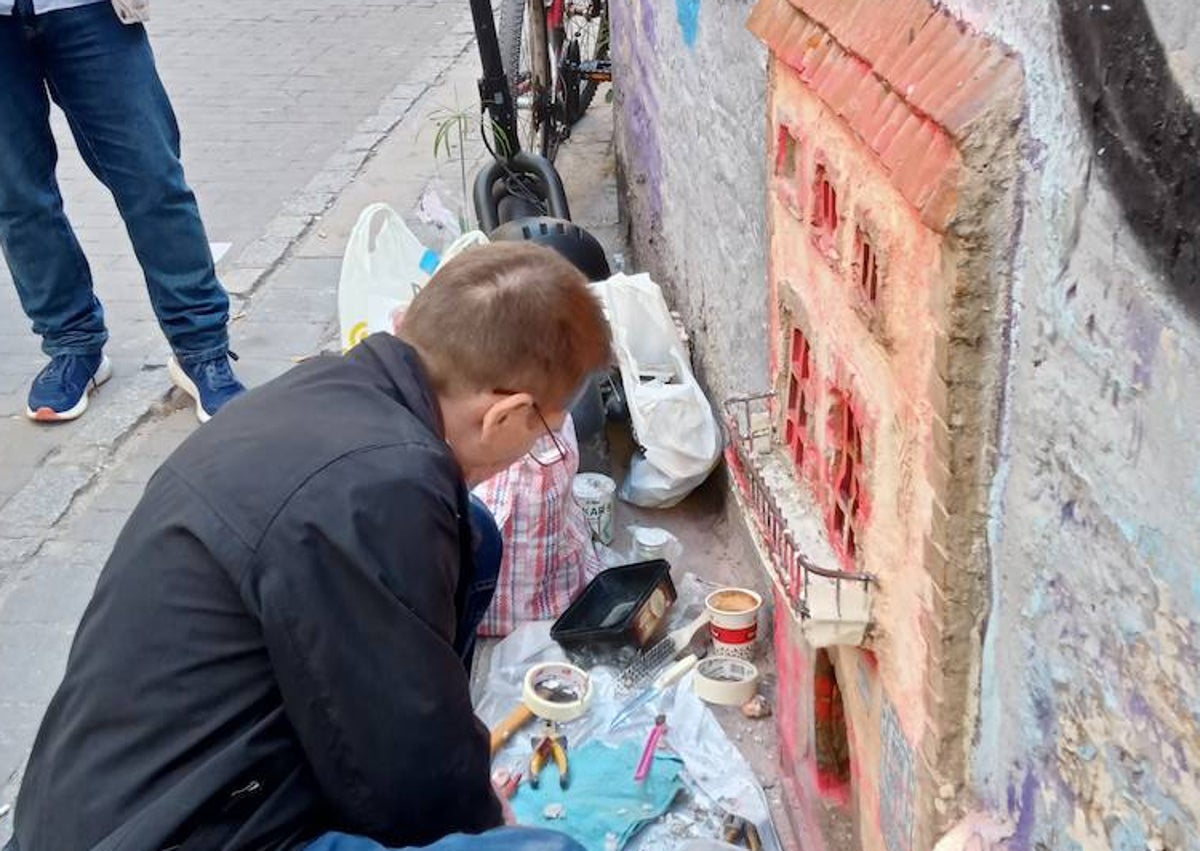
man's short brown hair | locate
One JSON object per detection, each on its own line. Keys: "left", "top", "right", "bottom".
{"left": 399, "top": 242, "right": 611, "bottom": 408}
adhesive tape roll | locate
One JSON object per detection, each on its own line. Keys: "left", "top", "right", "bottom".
{"left": 522, "top": 662, "right": 593, "bottom": 722}
{"left": 693, "top": 656, "right": 759, "bottom": 706}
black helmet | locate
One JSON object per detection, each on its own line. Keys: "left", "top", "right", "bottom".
{"left": 488, "top": 216, "right": 611, "bottom": 282}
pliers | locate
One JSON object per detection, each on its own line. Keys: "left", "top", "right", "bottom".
{"left": 723, "top": 813, "right": 763, "bottom": 851}
{"left": 529, "top": 720, "right": 569, "bottom": 789}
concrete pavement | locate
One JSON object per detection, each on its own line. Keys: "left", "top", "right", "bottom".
{"left": 0, "top": 0, "right": 477, "bottom": 541}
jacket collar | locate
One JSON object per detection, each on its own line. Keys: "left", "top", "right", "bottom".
{"left": 347, "top": 333, "right": 445, "bottom": 439}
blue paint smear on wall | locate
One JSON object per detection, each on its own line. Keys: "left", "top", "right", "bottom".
{"left": 676, "top": 0, "right": 700, "bottom": 48}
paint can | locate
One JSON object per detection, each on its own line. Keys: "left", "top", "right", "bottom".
{"left": 572, "top": 473, "right": 616, "bottom": 545}
{"left": 632, "top": 526, "right": 673, "bottom": 562}
{"left": 704, "top": 587, "right": 763, "bottom": 660}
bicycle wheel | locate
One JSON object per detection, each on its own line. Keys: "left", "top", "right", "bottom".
{"left": 557, "top": 0, "right": 609, "bottom": 124}
{"left": 499, "top": 0, "right": 552, "bottom": 158}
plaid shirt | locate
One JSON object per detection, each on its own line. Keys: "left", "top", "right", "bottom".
{"left": 473, "top": 416, "right": 603, "bottom": 636}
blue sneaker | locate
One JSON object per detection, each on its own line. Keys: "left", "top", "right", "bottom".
{"left": 25, "top": 353, "right": 113, "bottom": 423}
{"left": 168, "top": 353, "right": 246, "bottom": 424}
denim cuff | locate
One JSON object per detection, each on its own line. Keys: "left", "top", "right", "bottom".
{"left": 41, "top": 342, "right": 107, "bottom": 359}
{"left": 172, "top": 341, "right": 230, "bottom": 368}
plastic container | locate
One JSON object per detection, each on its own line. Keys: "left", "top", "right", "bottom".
{"left": 551, "top": 560, "right": 677, "bottom": 653}
{"left": 632, "top": 526, "right": 674, "bottom": 561}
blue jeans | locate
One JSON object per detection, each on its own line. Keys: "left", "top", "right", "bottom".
{"left": 458, "top": 496, "right": 502, "bottom": 670}
{"left": 0, "top": 0, "right": 229, "bottom": 365}
{"left": 306, "top": 827, "right": 584, "bottom": 851}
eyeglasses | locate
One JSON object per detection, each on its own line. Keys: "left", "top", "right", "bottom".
{"left": 493, "top": 388, "right": 570, "bottom": 467}
{"left": 527, "top": 403, "right": 569, "bottom": 467}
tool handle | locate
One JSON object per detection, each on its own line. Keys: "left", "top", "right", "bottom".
{"left": 490, "top": 703, "right": 535, "bottom": 756}
{"left": 669, "top": 611, "right": 712, "bottom": 651}
{"left": 653, "top": 653, "right": 698, "bottom": 690}
{"left": 635, "top": 720, "right": 668, "bottom": 782}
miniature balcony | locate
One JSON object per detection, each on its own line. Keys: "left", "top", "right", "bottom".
{"left": 724, "top": 393, "right": 874, "bottom": 647}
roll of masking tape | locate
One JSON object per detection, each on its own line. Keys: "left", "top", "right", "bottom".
{"left": 693, "top": 656, "right": 759, "bottom": 706}
{"left": 522, "top": 661, "right": 593, "bottom": 722}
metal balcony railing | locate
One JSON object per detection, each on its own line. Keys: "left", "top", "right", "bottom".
{"left": 724, "top": 392, "right": 875, "bottom": 644}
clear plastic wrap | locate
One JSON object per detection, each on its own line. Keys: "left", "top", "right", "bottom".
{"left": 476, "top": 575, "right": 780, "bottom": 851}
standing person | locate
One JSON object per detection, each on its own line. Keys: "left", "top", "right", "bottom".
{"left": 0, "top": 0, "right": 244, "bottom": 424}
{"left": 5, "top": 243, "right": 611, "bottom": 851}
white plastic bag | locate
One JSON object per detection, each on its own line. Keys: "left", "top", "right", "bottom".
{"left": 337, "top": 203, "right": 439, "bottom": 351}
{"left": 591, "top": 273, "right": 722, "bottom": 507}
{"left": 440, "top": 229, "right": 490, "bottom": 263}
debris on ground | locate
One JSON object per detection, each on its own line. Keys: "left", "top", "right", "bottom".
{"left": 742, "top": 694, "right": 772, "bottom": 719}
{"left": 479, "top": 574, "right": 781, "bottom": 851}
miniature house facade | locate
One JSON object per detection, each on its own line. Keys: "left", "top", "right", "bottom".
{"left": 728, "top": 1, "right": 1024, "bottom": 848}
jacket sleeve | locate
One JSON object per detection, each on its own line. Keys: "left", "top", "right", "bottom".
{"left": 249, "top": 443, "right": 503, "bottom": 846}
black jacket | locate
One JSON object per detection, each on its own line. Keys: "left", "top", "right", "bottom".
{"left": 8, "top": 335, "right": 503, "bottom": 851}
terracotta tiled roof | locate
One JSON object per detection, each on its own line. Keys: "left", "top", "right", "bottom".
{"left": 748, "top": 0, "right": 1021, "bottom": 229}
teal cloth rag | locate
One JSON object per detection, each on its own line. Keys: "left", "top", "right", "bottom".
{"left": 511, "top": 740, "right": 684, "bottom": 851}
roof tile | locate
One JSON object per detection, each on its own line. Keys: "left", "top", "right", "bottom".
{"left": 938, "top": 56, "right": 1023, "bottom": 136}
{"left": 751, "top": 0, "right": 1019, "bottom": 144}
{"left": 866, "top": 95, "right": 911, "bottom": 158}
{"left": 878, "top": 113, "right": 929, "bottom": 178}
{"left": 838, "top": 65, "right": 890, "bottom": 132}
{"left": 751, "top": 0, "right": 1019, "bottom": 230}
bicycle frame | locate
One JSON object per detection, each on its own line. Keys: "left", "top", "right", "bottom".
{"left": 548, "top": 0, "right": 564, "bottom": 30}
{"left": 469, "top": 0, "right": 520, "bottom": 156}
{"left": 468, "top": 0, "right": 571, "bottom": 227}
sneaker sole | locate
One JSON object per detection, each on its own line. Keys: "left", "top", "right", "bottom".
{"left": 167, "top": 356, "right": 211, "bottom": 424}
{"left": 25, "top": 356, "right": 113, "bottom": 423}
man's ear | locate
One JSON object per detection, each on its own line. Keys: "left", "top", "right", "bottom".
{"left": 480, "top": 392, "right": 535, "bottom": 439}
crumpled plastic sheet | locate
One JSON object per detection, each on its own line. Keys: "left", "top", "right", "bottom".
{"left": 475, "top": 574, "right": 781, "bottom": 851}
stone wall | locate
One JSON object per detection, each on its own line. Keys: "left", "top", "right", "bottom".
{"left": 609, "top": 0, "right": 770, "bottom": 403}
{"left": 953, "top": 1, "right": 1200, "bottom": 848}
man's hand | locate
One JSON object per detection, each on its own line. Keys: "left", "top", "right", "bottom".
{"left": 492, "top": 769, "right": 521, "bottom": 826}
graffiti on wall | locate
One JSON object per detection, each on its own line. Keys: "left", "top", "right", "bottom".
{"left": 676, "top": 0, "right": 700, "bottom": 47}
{"left": 880, "top": 701, "right": 915, "bottom": 851}
{"left": 982, "top": 452, "right": 1200, "bottom": 849}
{"left": 1058, "top": 0, "right": 1200, "bottom": 312}
{"left": 855, "top": 651, "right": 873, "bottom": 708}
{"left": 611, "top": 0, "right": 665, "bottom": 220}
